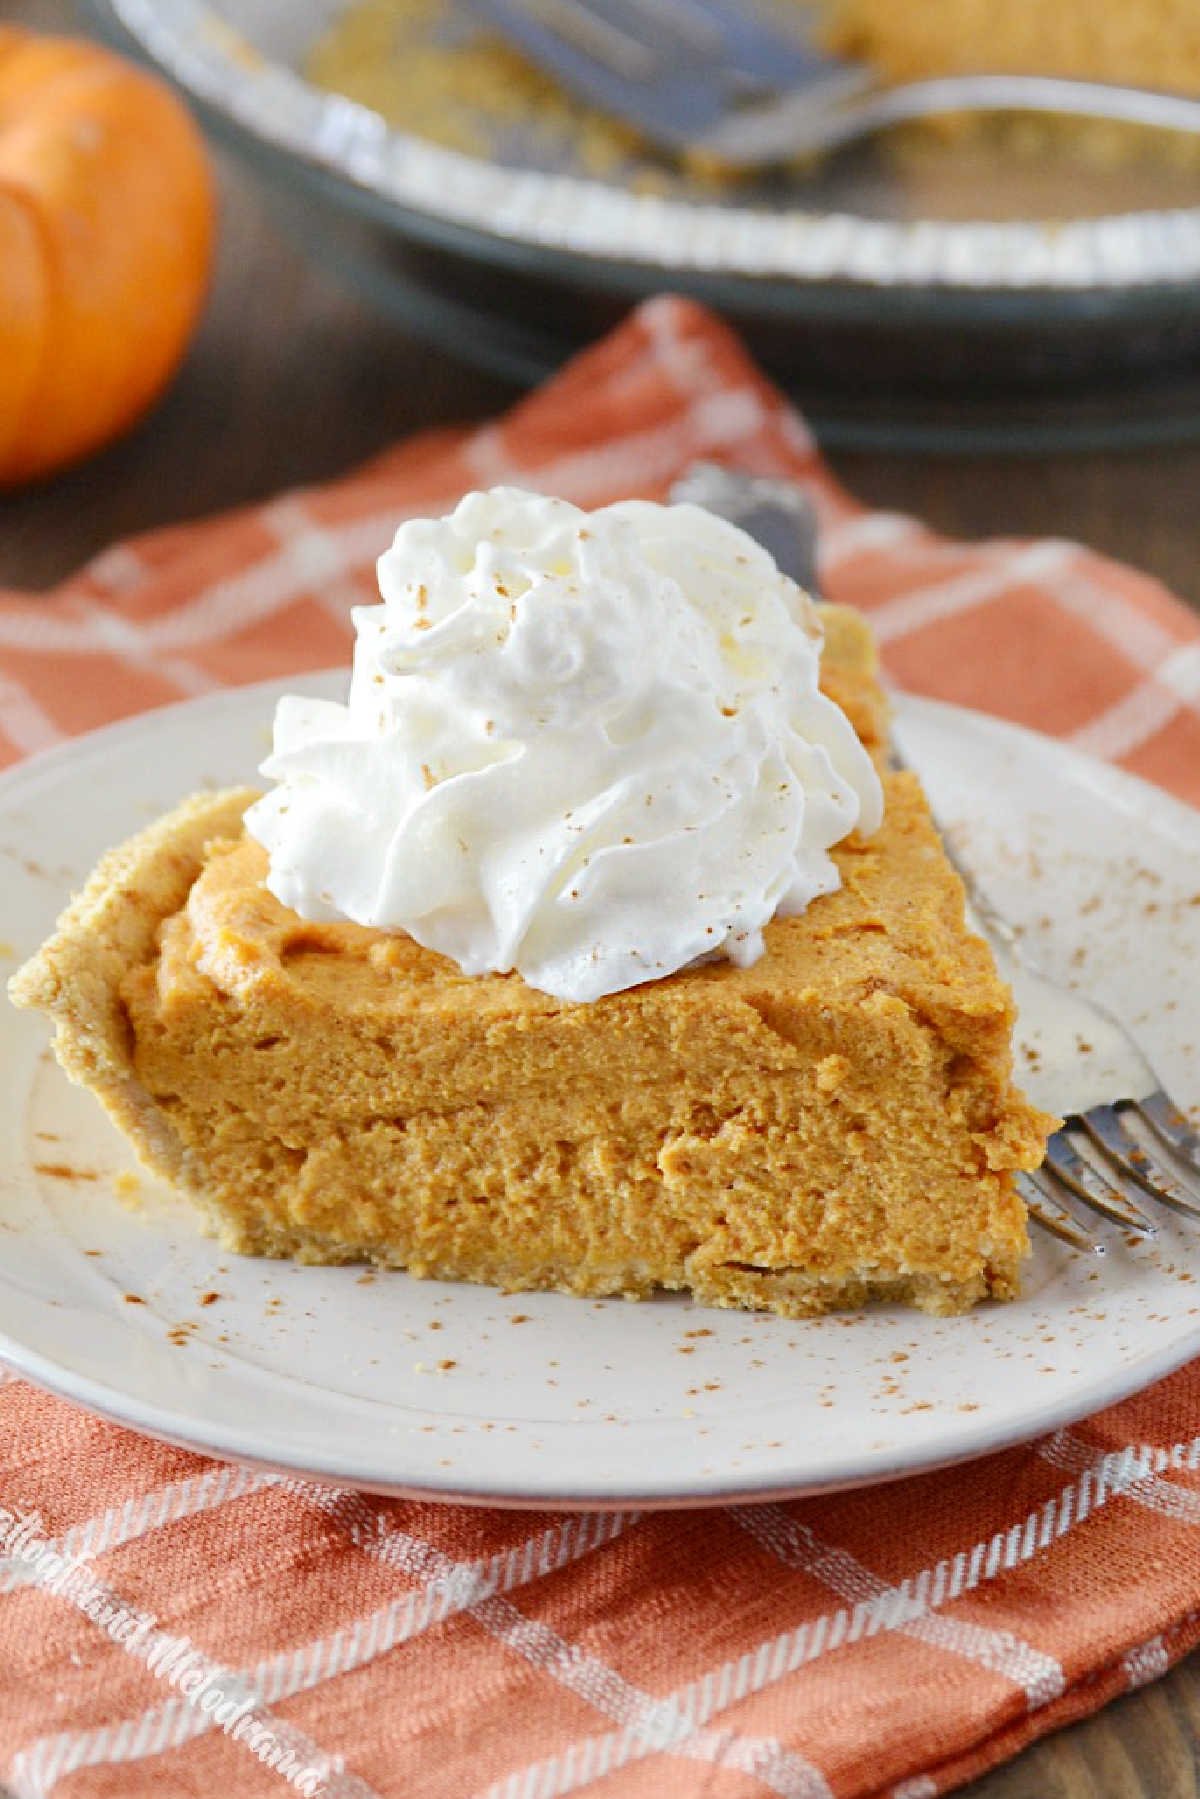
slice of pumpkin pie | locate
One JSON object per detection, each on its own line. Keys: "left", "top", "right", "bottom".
{"left": 11, "top": 490, "right": 1052, "bottom": 1316}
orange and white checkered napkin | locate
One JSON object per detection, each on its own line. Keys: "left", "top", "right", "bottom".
{"left": 2, "top": 297, "right": 1199, "bottom": 1799}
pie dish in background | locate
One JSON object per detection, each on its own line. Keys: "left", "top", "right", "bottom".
{"left": 87, "top": 0, "right": 1200, "bottom": 451}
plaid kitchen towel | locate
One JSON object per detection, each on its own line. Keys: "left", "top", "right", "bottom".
{"left": 1, "top": 296, "right": 1199, "bottom": 1799}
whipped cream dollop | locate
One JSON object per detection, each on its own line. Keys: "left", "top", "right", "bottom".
{"left": 245, "top": 488, "right": 883, "bottom": 1003}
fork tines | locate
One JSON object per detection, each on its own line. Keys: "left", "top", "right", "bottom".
{"left": 469, "top": 0, "right": 858, "bottom": 148}
{"left": 1029, "top": 1091, "right": 1200, "bottom": 1252}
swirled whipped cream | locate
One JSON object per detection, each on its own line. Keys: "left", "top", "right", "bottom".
{"left": 245, "top": 488, "right": 883, "bottom": 1003}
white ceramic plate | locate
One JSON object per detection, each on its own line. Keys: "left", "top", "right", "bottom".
{"left": 1, "top": 678, "right": 1198, "bottom": 1508}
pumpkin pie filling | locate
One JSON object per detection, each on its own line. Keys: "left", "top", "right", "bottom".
{"left": 12, "top": 601, "right": 1053, "bottom": 1317}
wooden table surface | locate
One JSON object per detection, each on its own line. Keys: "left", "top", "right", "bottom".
{"left": 4, "top": 4, "right": 1200, "bottom": 1797}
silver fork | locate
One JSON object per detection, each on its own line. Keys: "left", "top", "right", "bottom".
{"left": 924, "top": 826, "right": 1200, "bottom": 1255}
{"left": 471, "top": 0, "right": 1200, "bottom": 168}
{"left": 670, "top": 463, "right": 1200, "bottom": 1254}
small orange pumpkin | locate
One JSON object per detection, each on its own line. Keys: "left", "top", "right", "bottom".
{"left": 0, "top": 28, "right": 215, "bottom": 488}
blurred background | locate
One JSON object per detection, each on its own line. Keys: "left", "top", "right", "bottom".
{"left": 4, "top": 0, "right": 1199, "bottom": 612}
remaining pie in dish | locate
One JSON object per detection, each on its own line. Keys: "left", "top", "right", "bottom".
{"left": 310, "top": 0, "right": 1200, "bottom": 176}
{"left": 11, "top": 602, "right": 1053, "bottom": 1318}
{"left": 826, "top": 1, "right": 1200, "bottom": 104}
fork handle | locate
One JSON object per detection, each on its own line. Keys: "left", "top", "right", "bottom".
{"left": 704, "top": 74, "right": 1200, "bottom": 166}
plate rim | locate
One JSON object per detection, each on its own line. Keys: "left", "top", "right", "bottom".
{"left": 93, "top": 0, "right": 1200, "bottom": 299}
{"left": 5, "top": 1315, "right": 1200, "bottom": 1511}
{"left": 1, "top": 679, "right": 1198, "bottom": 1509}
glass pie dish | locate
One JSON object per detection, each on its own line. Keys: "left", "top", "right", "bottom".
{"left": 87, "top": 0, "right": 1200, "bottom": 448}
